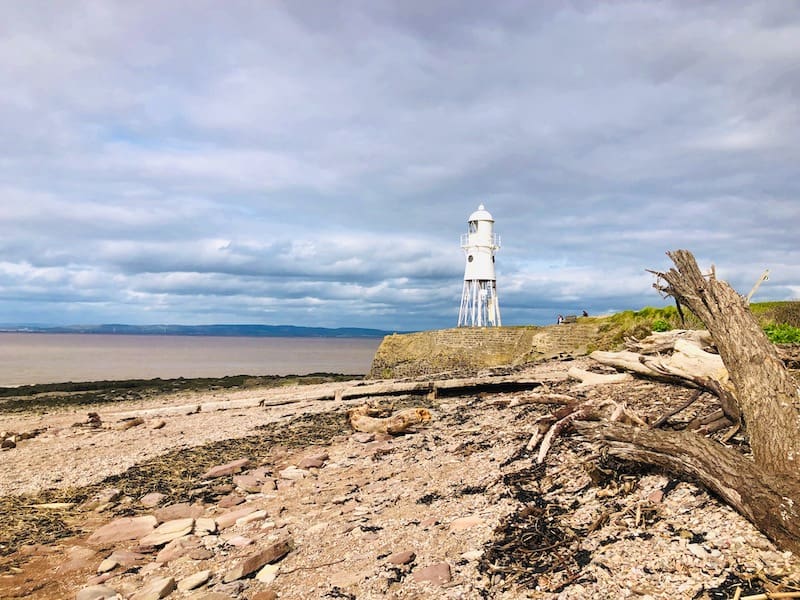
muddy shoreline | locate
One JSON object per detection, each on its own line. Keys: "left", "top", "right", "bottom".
{"left": 0, "top": 372, "right": 360, "bottom": 414}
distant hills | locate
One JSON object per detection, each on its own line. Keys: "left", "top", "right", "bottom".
{"left": 0, "top": 324, "right": 398, "bottom": 338}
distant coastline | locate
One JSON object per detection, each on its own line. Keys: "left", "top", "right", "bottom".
{"left": 0, "top": 333, "right": 383, "bottom": 386}
{"left": 0, "top": 323, "right": 399, "bottom": 338}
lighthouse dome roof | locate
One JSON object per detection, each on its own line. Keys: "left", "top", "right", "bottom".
{"left": 468, "top": 204, "right": 494, "bottom": 222}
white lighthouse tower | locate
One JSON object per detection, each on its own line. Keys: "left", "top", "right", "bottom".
{"left": 458, "top": 204, "right": 501, "bottom": 327}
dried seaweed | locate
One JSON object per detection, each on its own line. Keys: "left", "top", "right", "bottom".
{"left": 480, "top": 462, "right": 590, "bottom": 593}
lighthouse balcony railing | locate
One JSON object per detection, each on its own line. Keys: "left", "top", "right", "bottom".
{"left": 461, "top": 233, "right": 500, "bottom": 249}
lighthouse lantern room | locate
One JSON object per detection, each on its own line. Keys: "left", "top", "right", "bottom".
{"left": 458, "top": 204, "right": 501, "bottom": 327}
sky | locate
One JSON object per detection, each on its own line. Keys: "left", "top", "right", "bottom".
{"left": 1, "top": 1, "right": 799, "bottom": 331}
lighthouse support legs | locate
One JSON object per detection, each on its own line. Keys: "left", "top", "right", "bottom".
{"left": 458, "top": 280, "right": 501, "bottom": 327}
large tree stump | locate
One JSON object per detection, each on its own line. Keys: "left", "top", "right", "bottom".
{"left": 654, "top": 250, "right": 800, "bottom": 477}
{"left": 575, "top": 250, "right": 800, "bottom": 553}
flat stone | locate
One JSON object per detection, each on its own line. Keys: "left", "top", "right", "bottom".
{"left": 140, "top": 492, "right": 166, "bottom": 508}
{"left": 76, "top": 584, "right": 119, "bottom": 600}
{"left": 648, "top": 490, "right": 665, "bottom": 503}
{"left": 156, "top": 535, "right": 201, "bottom": 564}
{"left": 154, "top": 502, "right": 203, "bottom": 522}
{"left": 450, "top": 515, "right": 484, "bottom": 531}
{"left": 252, "top": 591, "right": 278, "bottom": 600}
{"left": 226, "top": 535, "right": 253, "bottom": 547}
{"left": 216, "top": 505, "right": 259, "bottom": 529}
{"left": 189, "top": 547, "right": 214, "bottom": 560}
{"left": 202, "top": 458, "right": 251, "bottom": 479}
{"left": 218, "top": 493, "right": 246, "bottom": 508}
{"left": 212, "top": 483, "right": 234, "bottom": 495}
{"left": 255, "top": 563, "right": 280, "bottom": 584}
{"left": 250, "top": 467, "right": 270, "bottom": 480}
{"left": 213, "top": 581, "right": 245, "bottom": 595}
{"left": 233, "top": 474, "right": 262, "bottom": 493}
{"left": 108, "top": 550, "right": 147, "bottom": 567}
{"left": 419, "top": 517, "right": 439, "bottom": 528}
{"left": 86, "top": 573, "right": 114, "bottom": 586}
{"left": 351, "top": 432, "right": 375, "bottom": 443}
{"left": 130, "top": 575, "right": 176, "bottom": 600}
{"left": 387, "top": 550, "right": 416, "bottom": 565}
{"left": 177, "top": 569, "right": 212, "bottom": 591}
{"left": 87, "top": 516, "right": 157, "bottom": 545}
{"left": 261, "top": 479, "right": 277, "bottom": 492}
{"left": 97, "top": 557, "right": 118, "bottom": 573}
{"left": 139, "top": 518, "right": 194, "bottom": 547}
{"left": 687, "top": 543, "right": 710, "bottom": 559}
{"left": 278, "top": 466, "right": 309, "bottom": 480}
{"left": 412, "top": 562, "right": 452, "bottom": 585}
{"left": 195, "top": 517, "right": 217, "bottom": 536}
{"left": 297, "top": 457, "right": 324, "bottom": 469}
{"left": 460, "top": 549, "right": 484, "bottom": 561}
{"left": 236, "top": 509, "right": 267, "bottom": 526}
{"left": 222, "top": 538, "right": 292, "bottom": 582}
{"left": 297, "top": 451, "right": 328, "bottom": 469}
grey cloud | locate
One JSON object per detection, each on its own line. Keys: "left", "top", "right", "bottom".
{"left": 0, "top": 1, "right": 798, "bottom": 330}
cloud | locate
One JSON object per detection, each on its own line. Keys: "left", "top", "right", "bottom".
{"left": 0, "top": 1, "right": 798, "bottom": 330}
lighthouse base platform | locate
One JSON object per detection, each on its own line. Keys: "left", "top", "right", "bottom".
{"left": 367, "top": 323, "right": 600, "bottom": 380}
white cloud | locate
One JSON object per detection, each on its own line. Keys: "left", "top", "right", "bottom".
{"left": 0, "top": 1, "right": 798, "bottom": 329}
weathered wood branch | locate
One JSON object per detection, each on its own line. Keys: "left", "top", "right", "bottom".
{"left": 574, "top": 420, "right": 800, "bottom": 554}
{"left": 624, "top": 329, "right": 714, "bottom": 354}
{"left": 349, "top": 406, "right": 432, "bottom": 434}
{"left": 590, "top": 339, "right": 740, "bottom": 424}
{"left": 567, "top": 367, "right": 633, "bottom": 388}
{"left": 652, "top": 390, "right": 703, "bottom": 427}
{"left": 592, "top": 339, "right": 729, "bottom": 386}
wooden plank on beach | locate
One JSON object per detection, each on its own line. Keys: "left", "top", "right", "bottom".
{"left": 104, "top": 372, "right": 550, "bottom": 420}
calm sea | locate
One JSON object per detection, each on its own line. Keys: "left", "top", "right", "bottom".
{"left": 0, "top": 333, "right": 383, "bottom": 386}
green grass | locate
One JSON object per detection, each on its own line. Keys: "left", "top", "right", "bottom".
{"left": 586, "top": 300, "right": 800, "bottom": 350}
{"left": 750, "top": 301, "right": 800, "bottom": 328}
{"left": 589, "top": 305, "right": 703, "bottom": 350}
{"left": 763, "top": 323, "right": 800, "bottom": 344}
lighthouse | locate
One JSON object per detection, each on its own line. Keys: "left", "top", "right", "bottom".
{"left": 458, "top": 204, "right": 501, "bottom": 327}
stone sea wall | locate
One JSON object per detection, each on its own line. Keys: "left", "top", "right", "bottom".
{"left": 367, "top": 322, "right": 600, "bottom": 379}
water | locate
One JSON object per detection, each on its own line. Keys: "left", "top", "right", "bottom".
{"left": 0, "top": 333, "right": 383, "bottom": 386}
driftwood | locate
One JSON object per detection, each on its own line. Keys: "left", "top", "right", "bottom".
{"left": 530, "top": 398, "right": 647, "bottom": 463}
{"left": 590, "top": 336, "right": 741, "bottom": 424}
{"left": 574, "top": 250, "right": 800, "bottom": 554}
{"left": 567, "top": 367, "right": 633, "bottom": 388}
{"left": 348, "top": 406, "right": 431, "bottom": 434}
{"left": 574, "top": 420, "right": 800, "bottom": 553}
{"left": 507, "top": 392, "right": 577, "bottom": 407}
{"left": 592, "top": 338, "right": 730, "bottom": 389}
{"left": 624, "top": 329, "right": 714, "bottom": 354}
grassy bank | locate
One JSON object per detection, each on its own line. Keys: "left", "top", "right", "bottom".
{"left": 586, "top": 300, "right": 800, "bottom": 350}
